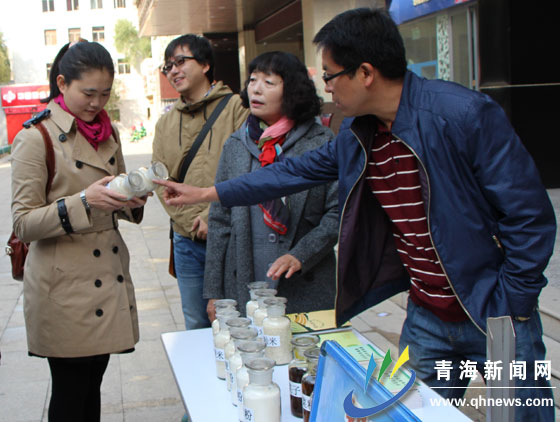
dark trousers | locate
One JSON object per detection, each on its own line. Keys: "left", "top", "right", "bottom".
{"left": 47, "top": 354, "right": 110, "bottom": 422}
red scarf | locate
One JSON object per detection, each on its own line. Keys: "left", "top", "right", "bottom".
{"left": 54, "top": 94, "right": 112, "bottom": 150}
{"left": 248, "top": 115, "right": 295, "bottom": 235}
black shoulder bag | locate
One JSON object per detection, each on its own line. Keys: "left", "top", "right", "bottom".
{"left": 168, "top": 93, "right": 233, "bottom": 277}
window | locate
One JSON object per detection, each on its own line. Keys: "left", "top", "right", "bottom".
{"left": 44, "top": 29, "right": 57, "bottom": 45}
{"left": 46, "top": 63, "right": 53, "bottom": 79}
{"left": 114, "top": 0, "right": 125, "bottom": 8}
{"left": 118, "top": 58, "right": 130, "bottom": 74}
{"left": 92, "top": 26, "right": 105, "bottom": 42}
{"left": 67, "top": 0, "right": 79, "bottom": 11}
{"left": 42, "top": 0, "right": 54, "bottom": 12}
{"left": 68, "top": 28, "right": 81, "bottom": 43}
{"left": 90, "top": 0, "right": 102, "bottom": 8}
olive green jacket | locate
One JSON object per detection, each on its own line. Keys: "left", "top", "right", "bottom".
{"left": 152, "top": 81, "right": 249, "bottom": 238}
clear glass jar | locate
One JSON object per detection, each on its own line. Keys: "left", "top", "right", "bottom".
{"left": 245, "top": 281, "right": 270, "bottom": 320}
{"left": 106, "top": 173, "right": 135, "bottom": 200}
{"left": 253, "top": 296, "right": 286, "bottom": 338}
{"left": 228, "top": 329, "right": 258, "bottom": 405}
{"left": 212, "top": 299, "right": 238, "bottom": 335}
{"left": 127, "top": 161, "right": 169, "bottom": 197}
{"left": 243, "top": 357, "right": 281, "bottom": 422}
{"left": 301, "top": 347, "right": 321, "bottom": 422}
{"left": 263, "top": 302, "right": 292, "bottom": 365}
{"left": 236, "top": 340, "right": 267, "bottom": 421}
{"left": 247, "top": 288, "right": 277, "bottom": 327}
{"left": 213, "top": 309, "right": 240, "bottom": 380}
{"left": 224, "top": 320, "right": 253, "bottom": 391}
{"left": 288, "top": 335, "right": 320, "bottom": 417}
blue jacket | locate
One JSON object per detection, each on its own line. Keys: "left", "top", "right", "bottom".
{"left": 216, "top": 71, "right": 556, "bottom": 332}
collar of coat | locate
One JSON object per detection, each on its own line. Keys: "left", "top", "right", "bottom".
{"left": 47, "top": 100, "right": 120, "bottom": 174}
{"left": 174, "top": 80, "right": 232, "bottom": 114}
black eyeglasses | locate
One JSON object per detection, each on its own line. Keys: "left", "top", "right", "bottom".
{"left": 161, "top": 55, "right": 196, "bottom": 75}
{"left": 322, "top": 67, "right": 355, "bottom": 83}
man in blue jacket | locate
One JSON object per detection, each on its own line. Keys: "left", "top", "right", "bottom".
{"left": 156, "top": 8, "right": 556, "bottom": 419}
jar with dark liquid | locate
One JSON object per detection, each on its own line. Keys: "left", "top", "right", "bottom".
{"left": 301, "top": 347, "right": 320, "bottom": 422}
{"left": 288, "top": 335, "right": 320, "bottom": 417}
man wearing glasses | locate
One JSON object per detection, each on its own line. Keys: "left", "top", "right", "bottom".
{"left": 152, "top": 34, "right": 248, "bottom": 330}
{"left": 155, "top": 10, "right": 555, "bottom": 420}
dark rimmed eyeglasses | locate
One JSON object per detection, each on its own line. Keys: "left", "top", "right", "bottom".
{"left": 161, "top": 55, "right": 196, "bottom": 75}
{"left": 322, "top": 67, "right": 355, "bottom": 83}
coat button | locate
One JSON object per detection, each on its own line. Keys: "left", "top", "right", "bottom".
{"left": 58, "top": 133, "right": 67, "bottom": 142}
{"left": 109, "top": 157, "right": 116, "bottom": 165}
{"left": 268, "top": 233, "right": 277, "bottom": 243}
{"left": 130, "top": 305, "right": 134, "bottom": 310}
{"left": 117, "top": 275, "right": 124, "bottom": 283}
{"left": 95, "top": 309, "right": 103, "bottom": 317}
{"left": 95, "top": 279, "right": 102, "bottom": 288}
{"left": 93, "top": 249, "right": 101, "bottom": 257}
{"left": 112, "top": 246, "right": 119, "bottom": 254}
{"left": 76, "top": 161, "right": 83, "bottom": 169}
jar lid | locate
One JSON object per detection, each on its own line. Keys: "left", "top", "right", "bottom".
{"left": 230, "top": 327, "right": 258, "bottom": 341}
{"left": 263, "top": 297, "right": 287, "bottom": 307}
{"left": 303, "top": 347, "right": 321, "bottom": 362}
{"left": 247, "top": 281, "right": 270, "bottom": 291}
{"left": 216, "top": 310, "right": 240, "bottom": 324}
{"left": 291, "top": 334, "right": 320, "bottom": 348}
{"left": 127, "top": 170, "right": 144, "bottom": 191}
{"left": 152, "top": 161, "right": 169, "bottom": 179}
{"left": 226, "top": 317, "right": 251, "bottom": 329}
{"left": 253, "top": 288, "right": 277, "bottom": 298}
{"left": 237, "top": 339, "right": 267, "bottom": 354}
{"left": 245, "top": 357, "right": 276, "bottom": 371}
{"left": 214, "top": 298, "right": 237, "bottom": 308}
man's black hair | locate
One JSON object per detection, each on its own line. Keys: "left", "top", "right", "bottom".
{"left": 240, "top": 51, "right": 321, "bottom": 125}
{"left": 43, "top": 40, "right": 114, "bottom": 103}
{"left": 313, "top": 8, "right": 407, "bottom": 80}
{"left": 164, "top": 34, "right": 214, "bottom": 83}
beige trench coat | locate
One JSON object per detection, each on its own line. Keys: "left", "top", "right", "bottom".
{"left": 11, "top": 101, "right": 141, "bottom": 358}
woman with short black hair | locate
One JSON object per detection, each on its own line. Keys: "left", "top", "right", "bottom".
{"left": 203, "top": 51, "right": 338, "bottom": 319}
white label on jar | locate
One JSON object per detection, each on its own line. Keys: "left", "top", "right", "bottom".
{"left": 243, "top": 406, "right": 254, "bottom": 422}
{"left": 264, "top": 334, "right": 281, "bottom": 347}
{"left": 225, "top": 360, "right": 230, "bottom": 371}
{"left": 214, "top": 347, "right": 225, "bottom": 361}
{"left": 302, "top": 393, "right": 312, "bottom": 412}
{"left": 256, "top": 325, "right": 263, "bottom": 337}
{"left": 289, "top": 380, "right": 302, "bottom": 398}
{"left": 228, "top": 370, "right": 235, "bottom": 385}
{"left": 237, "top": 390, "right": 243, "bottom": 407}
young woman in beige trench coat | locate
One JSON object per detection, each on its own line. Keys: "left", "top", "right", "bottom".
{"left": 10, "top": 41, "right": 148, "bottom": 422}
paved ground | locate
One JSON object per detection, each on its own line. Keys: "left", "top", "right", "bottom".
{"left": 0, "top": 135, "right": 558, "bottom": 421}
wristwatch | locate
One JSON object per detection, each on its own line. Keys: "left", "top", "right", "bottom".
{"left": 80, "top": 189, "right": 91, "bottom": 211}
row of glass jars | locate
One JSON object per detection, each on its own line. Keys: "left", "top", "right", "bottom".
{"left": 210, "top": 283, "right": 321, "bottom": 421}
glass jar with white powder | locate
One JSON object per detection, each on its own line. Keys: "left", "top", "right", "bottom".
{"left": 212, "top": 299, "right": 238, "bottom": 335}
{"left": 243, "top": 357, "right": 281, "bottom": 422}
{"left": 263, "top": 302, "right": 292, "bottom": 365}
{"left": 254, "top": 297, "right": 288, "bottom": 339}
{"left": 227, "top": 329, "right": 258, "bottom": 404}
{"left": 214, "top": 309, "right": 240, "bottom": 380}
{"left": 247, "top": 288, "right": 276, "bottom": 326}
{"left": 106, "top": 173, "right": 135, "bottom": 200}
{"left": 224, "top": 319, "right": 253, "bottom": 390}
{"left": 245, "top": 282, "right": 270, "bottom": 320}
{"left": 236, "top": 340, "right": 267, "bottom": 421}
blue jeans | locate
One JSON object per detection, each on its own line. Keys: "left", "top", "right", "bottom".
{"left": 173, "top": 233, "right": 210, "bottom": 330}
{"left": 400, "top": 298, "right": 554, "bottom": 422}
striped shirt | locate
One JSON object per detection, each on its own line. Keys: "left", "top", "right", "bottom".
{"left": 366, "top": 124, "right": 467, "bottom": 322}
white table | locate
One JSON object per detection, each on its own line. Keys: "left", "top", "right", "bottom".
{"left": 161, "top": 328, "right": 472, "bottom": 421}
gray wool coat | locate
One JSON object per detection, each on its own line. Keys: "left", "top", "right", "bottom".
{"left": 203, "top": 118, "right": 339, "bottom": 314}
